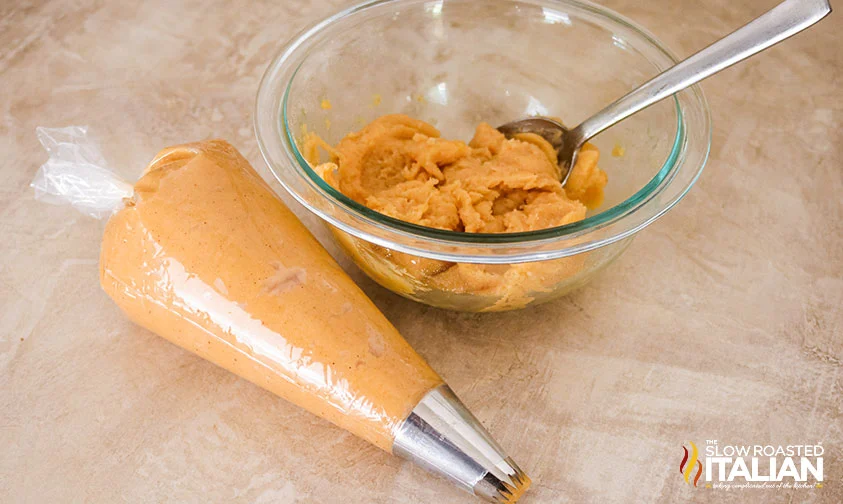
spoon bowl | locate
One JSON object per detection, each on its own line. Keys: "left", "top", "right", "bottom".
{"left": 496, "top": 117, "right": 580, "bottom": 186}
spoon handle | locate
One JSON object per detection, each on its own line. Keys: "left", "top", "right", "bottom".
{"left": 572, "top": 0, "right": 831, "bottom": 143}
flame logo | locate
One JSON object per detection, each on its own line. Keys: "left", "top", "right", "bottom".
{"left": 680, "top": 441, "right": 703, "bottom": 487}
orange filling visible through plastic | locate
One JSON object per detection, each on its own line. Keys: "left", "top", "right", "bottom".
{"left": 99, "top": 140, "right": 443, "bottom": 452}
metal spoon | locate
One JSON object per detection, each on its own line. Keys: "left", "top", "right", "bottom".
{"left": 498, "top": 0, "right": 831, "bottom": 185}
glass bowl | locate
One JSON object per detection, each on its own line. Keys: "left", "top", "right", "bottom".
{"left": 255, "top": 0, "right": 710, "bottom": 312}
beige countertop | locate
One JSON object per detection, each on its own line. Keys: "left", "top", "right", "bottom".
{"left": 1, "top": 0, "right": 840, "bottom": 502}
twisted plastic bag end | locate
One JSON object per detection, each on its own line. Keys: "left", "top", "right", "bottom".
{"left": 31, "top": 126, "right": 133, "bottom": 219}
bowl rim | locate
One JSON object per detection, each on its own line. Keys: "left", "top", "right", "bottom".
{"left": 255, "top": 0, "right": 712, "bottom": 263}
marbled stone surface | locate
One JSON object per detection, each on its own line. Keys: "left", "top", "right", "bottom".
{"left": 1, "top": 0, "right": 840, "bottom": 503}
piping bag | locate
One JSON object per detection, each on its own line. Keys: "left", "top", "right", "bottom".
{"left": 32, "top": 127, "right": 530, "bottom": 503}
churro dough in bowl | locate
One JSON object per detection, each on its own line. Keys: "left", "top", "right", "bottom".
{"left": 305, "top": 114, "right": 608, "bottom": 310}
{"left": 254, "top": 0, "right": 712, "bottom": 311}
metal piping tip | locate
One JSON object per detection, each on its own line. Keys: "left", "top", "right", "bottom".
{"left": 393, "top": 385, "right": 531, "bottom": 503}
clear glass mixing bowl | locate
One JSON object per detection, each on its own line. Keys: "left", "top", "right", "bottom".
{"left": 255, "top": 0, "right": 710, "bottom": 311}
